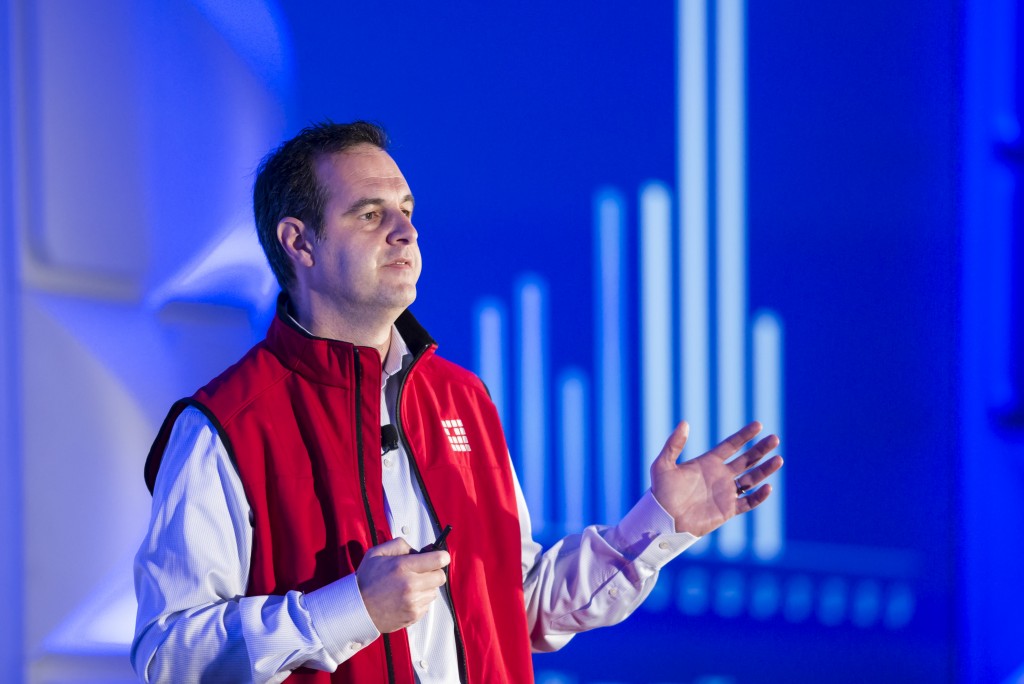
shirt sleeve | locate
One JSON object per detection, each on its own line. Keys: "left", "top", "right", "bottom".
{"left": 131, "top": 407, "right": 381, "bottom": 683}
{"left": 515, "top": 463, "right": 699, "bottom": 653}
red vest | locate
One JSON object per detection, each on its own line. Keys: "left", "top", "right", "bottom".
{"left": 146, "top": 307, "right": 534, "bottom": 683}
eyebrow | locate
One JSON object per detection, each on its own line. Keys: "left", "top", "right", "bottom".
{"left": 343, "top": 194, "right": 415, "bottom": 215}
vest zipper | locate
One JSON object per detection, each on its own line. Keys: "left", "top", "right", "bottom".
{"left": 353, "top": 348, "right": 397, "bottom": 684}
{"left": 394, "top": 353, "right": 470, "bottom": 684}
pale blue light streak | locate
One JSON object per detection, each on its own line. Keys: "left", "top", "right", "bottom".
{"left": 851, "top": 579, "right": 882, "bottom": 628}
{"left": 474, "top": 299, "right": 507, "bottom": 426}
{"left": 534, "top": 672, "right": 575, "bottom": 684}
{"left": 752, "top": 310, "right": 784, "bottom": 560}
{"left": 517, "top": 276, "right": 547, "bottom": 533}
{"left": 558, "top": 370, "right": 589, "bottom": 533}
{"left": 677, "top": 567, "right": 710, "bottom": 615}
{"left": 595, "top": 189, "right": 627, "bottom": 523}
{"left": 783, "top": 574, "right": 813, "bottom": 623}
{"left": 678, "top": 0, "right": 710, "bottom": 463}
{"left": 713, "top": 569, "right": 745, "bottom": 618}
{"left": 750, "top": 572, "right": 781, "bottom": 620}
{"left": 884, "top": 583, "right": 915, "bottom": 629}
{"left": 714, "top": 0, "right": 749, "bottom": 560}
{"left": 817, "top": 576, "right": 848, "bottom": 626}
{"left": 639, "top": 181, "right": 673, "bottom": 494}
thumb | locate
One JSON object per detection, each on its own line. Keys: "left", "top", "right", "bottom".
{"left": 403, "top": 549, "right": 451, "bottom": 573}
{"left": 652, "top": 421, "right": 689, "bottom": 472}
{"left": 364, "top": 537, "right": 413, "bottom": 558}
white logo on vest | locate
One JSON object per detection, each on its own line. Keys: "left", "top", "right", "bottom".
{"left": 441, "top": 418, "right": 471, "bottom": 453}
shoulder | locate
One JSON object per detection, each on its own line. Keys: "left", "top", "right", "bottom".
{"left": 152, "top": 406, "right": 228, "bottom": 495}
{"left": 415, "top": 351, "right": 489, "bottom": 395}
{"left": 146, "top": 401, "right": 238, "bottom": 497}
{"left": 146, "top": 338, "right": 288, "bottom": 493}
{"left": 195, "top": 340, "right": 291, "bottom": 425}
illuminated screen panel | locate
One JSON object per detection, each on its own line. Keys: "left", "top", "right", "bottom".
{"left": 285, "top": 0, "right": 961, "bottom": 681}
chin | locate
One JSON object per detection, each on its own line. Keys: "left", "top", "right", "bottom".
{"left": 384, "top": 289, "right": 416, "bottom": 311}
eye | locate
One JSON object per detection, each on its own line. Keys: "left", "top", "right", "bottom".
{"left": 359, "top": 210, "right": 379, "bottom": 221}
{"left": 402, "top": 208, "right": 413, "bottom": 218}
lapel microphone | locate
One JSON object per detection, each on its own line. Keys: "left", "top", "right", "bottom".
{"left": 381, "top": 424, "right": 400, "bottom": 454}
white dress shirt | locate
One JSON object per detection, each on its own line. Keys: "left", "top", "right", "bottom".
{"left": 132, "top": 327, "right": 698, "bottom": 683}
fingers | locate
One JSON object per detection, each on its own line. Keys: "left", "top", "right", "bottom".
{"left": 733, "top": 453, "right": 783, "bottom": 488}
{"left": 713, "top": 421, "right": 764, "bottom": 460}
{"left": 362, "top": 540, "right": 449, "bottom": 577}
{"left": 654, "top": 421, "right": 773, "bottom": 470}
{"left": 653, "top": 421, "right": 689, "bottom": 471}
{"left": 736, "top": 482, "right": 773, "bottom": 514}
{"left": 733, "top": 453, "right": 783, "bottom": 511}
{"left": 364, "top": 539, "right": 450, "bottom": 568}
{"left": 401, "top": 549, "right": 451, "bottom": 573}
{"left": 728, "top": 433, "right": 781, "bottom": 473}
{"left": 364, "top": 537, "right": 414, "bottom": 558}
{"left": 357, "top": 541, "right": 450, "bottom": 634}
{"left": 731, "top": 432, "right": 783, "bottom": 512}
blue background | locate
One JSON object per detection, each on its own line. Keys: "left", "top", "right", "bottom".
{"left": 0, "top": 1, "right": 1019, "bottom": 683}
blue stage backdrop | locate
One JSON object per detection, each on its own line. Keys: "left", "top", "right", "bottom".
{"left": 4, "top": 1, "right": 1019, "bottom": 683}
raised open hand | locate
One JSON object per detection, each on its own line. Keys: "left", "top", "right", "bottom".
{"left": 650, "top": 421, "right": 782, "bottom": 537}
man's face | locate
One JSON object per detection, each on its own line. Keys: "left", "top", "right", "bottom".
{"left": 307, "top": 144, "right": 421, "bottom": 321}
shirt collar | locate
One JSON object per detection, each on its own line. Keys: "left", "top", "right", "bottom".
{"left": 283, "top": 304, "right": 312, "bottom": 336}
{"left": 382, "top": 325, "right": 411, "bottom": 384}
{"left": 284, "top": 306, "right": 409, "bottom": 382}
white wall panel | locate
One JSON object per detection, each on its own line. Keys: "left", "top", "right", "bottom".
{"left": 7, "top": 2, "right": 291, "bottom": 680}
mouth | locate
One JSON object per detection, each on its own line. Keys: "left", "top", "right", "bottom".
{"left": 385, "top": 257, "right": 414, "bottom": 268}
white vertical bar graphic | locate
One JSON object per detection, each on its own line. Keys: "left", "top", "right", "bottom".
{"left": 596, "top": 189, "right": 626, "bottom": 523}
{"left": 517, "top": 277, "right": 547, "bottom": 533}
{"left": 475, "top": 300, "right": 507, "bottom": 425}
{"left": 714, "top": 0, "right": 748, "bottom": 559}
{"left": 559, "top": 370, "right": 589, "bottom": 532}
{"left": 678, "top": 0, "right": 710, "bottom": 459}
{"left": 640, "top": 182, "right": 673, "bottom": 493}
{"left": 752, "top": 311, "right": 784, "bottom": 560}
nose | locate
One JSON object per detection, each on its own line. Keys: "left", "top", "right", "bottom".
{"left": 388, "top": 211, "right": 417, "bottom": 244}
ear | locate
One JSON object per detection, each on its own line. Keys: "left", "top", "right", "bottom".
{"left": 277, "top": 217, "right": 315, "bottom": 270}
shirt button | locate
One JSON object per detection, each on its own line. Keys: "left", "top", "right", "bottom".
{"left": 608, "top": 587, "right": 619, "bottom": 598}
{"left": 383, "top": 458, "right": 392, "bottom": 468}
{"left": 659, "top": 541, "right": 670, "bottom": 550}
{"left": 349, "top": 643, "right": 360, "bottom": 651}
{"left": 419, "top": 659, "right": 428, "bottom": 669}
{"left": 401, "top": 525, "right": 410, "bottom": 535}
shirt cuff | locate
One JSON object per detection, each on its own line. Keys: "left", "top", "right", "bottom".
{"left": 606, "top": 490, "right": 700, "bottom": 568}
{"left": 304, "top": 574, "right": 381, "bottom": 662}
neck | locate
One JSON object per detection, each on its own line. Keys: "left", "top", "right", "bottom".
{"left": 289, "top": 291, "right": 395, "bottom": 361}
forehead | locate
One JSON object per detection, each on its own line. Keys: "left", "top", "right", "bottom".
{"left": 314, "top": 144, "right": 410, "bottom": 204}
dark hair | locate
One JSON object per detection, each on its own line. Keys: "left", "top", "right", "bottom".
{"left": 253, "top": 120, "right": 389, "bottom": 289}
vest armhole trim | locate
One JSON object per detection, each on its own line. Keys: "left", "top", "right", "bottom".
{"left": 176, "top": 397, "right": 242, "bottom": 482}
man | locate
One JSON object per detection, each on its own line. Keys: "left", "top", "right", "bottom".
{"left": 132, "top": 121, "right": 782, "bottom": 683}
